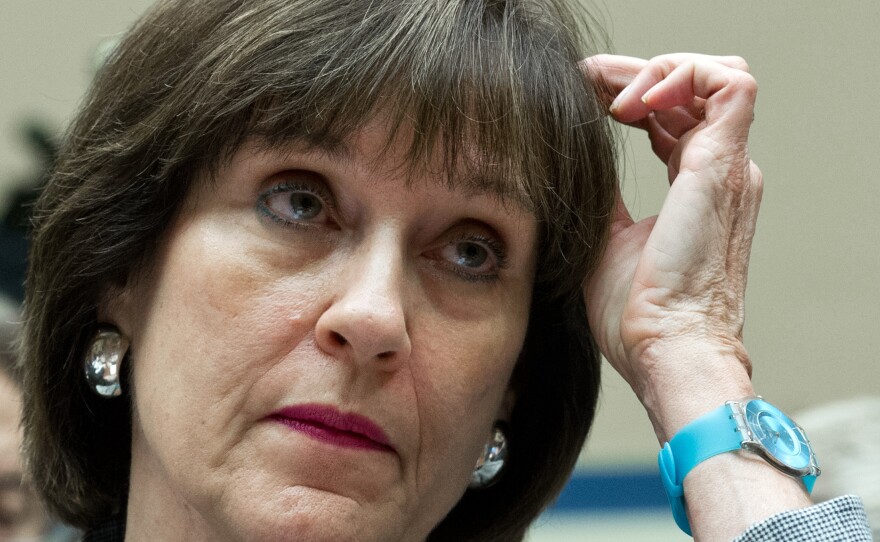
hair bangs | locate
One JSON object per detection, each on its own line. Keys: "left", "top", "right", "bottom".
{"left": 198, "top": 0, "right": 604, "bottom": 219}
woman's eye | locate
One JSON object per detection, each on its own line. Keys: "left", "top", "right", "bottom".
{"left": 258, "top": 179, "right": 334, "bottom": 226}
{"left": 286, "top": 192, "right": 323, "bottom": 220}
{"left": 437, "top": 235, "right": 508, "bottom": 282}
{"left": 447, "top": 242, "right": 489, "bottom": 269}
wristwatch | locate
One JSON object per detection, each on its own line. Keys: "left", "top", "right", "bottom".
{"left": 657, "top": 396, "right": 820, "bottom": 535}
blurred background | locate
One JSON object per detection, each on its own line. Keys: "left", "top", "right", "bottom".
{"left": 1, "top": 1, "right": 878, "bottom": 540}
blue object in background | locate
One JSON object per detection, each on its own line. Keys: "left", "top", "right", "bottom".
{"left": 551, "top": 468, "right": 668, "bottom": 513}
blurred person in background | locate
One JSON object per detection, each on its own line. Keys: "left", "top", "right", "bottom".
{"left": 0, "top": 301, "right": 77, "bottom": 542}
{"left": 797, "top": 398, "right": 880, "bottom": 540}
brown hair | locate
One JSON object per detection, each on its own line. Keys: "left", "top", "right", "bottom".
{"left": 21, "top": 1, "right": 617, "bottom": 540}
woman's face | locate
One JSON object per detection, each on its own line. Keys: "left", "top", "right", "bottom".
{"left": 106, "top": 118, "right": 538, "bottom": 541}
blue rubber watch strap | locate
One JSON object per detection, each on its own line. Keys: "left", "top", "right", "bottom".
{"left": 804, "top": 474, "right": 816, "bottom": 493}
{"left": 669, "top": 404, "right": 742, "bottom": 476}
{"left": 658, "top": 404, "right": 742, "bottom": 535}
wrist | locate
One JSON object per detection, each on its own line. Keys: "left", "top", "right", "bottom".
{"left": 633, "top": 338, "right": 754, "bottom": 443}
{"left": 658, "top": 397, "right": 817, "bottom": 538}
{"left": 684, "top": 448, "right": 814, "bottom": 539}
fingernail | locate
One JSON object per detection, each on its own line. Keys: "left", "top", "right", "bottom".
{"left": 640, "top": 88, "right": 652, "bottom": 105}
{"left": 610, "top": 84, "right": 631, "bottom": 113}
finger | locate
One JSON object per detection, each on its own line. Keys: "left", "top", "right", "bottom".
{"left": 715, "top": 55, "right": 751, "bottom": 73}
{"left": 641, "top": 60, "right": 757, "bottom": 127}
{"left": 610, "top": 55, "right": 756, "bottom": 126}
{"left": 616, "top": 116, "right": 651, "bottom": 131}
{"left": 581, "top": 54, "right": 648, "bottom": 107}
{"left": 613, "top": 100, "right": 704, "bottom": 136}
{"left": 652, "top": 101, "right": 704, "bottom": 139}
{"left": 644, "top": 112, "right": 678, "bottom": 168}
{"left": 638, "top": 53, "right": 751, "bottom": 74}
{"left": 583, "top": 54, "right": 747, "bottom": 103}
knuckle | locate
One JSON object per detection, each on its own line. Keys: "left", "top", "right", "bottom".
{"left": 726, "top": 55, "right": 751, "bottom": 72}
{"left": 647, "top": 54, "right": 678, "bottom": 75}
{"left": 730, "top": 71, "right": 758, "bottom": 98}
{"left": 579, "top": 54, "right": 601, "bottom": 70}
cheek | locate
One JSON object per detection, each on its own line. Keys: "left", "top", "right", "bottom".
{"left": 408, "top": 299, "right": 529, "bottom": 481}
{"left": 135, "top": 211, "right": 330, "bottom": 368}
{"left": 418, "top": 275, "right": 531, "bottom": 404}
{"left": 395, "top": 310, "right": 527, "bottom": 533}
{"left": 415, "top": 318, "right": 520, "bottom": 407}
{"left": 127, "top": 214, "right": 332, "bottom": 475}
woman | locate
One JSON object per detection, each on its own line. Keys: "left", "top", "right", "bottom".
{"left": 19, "top": 0, "right": 871, "bottom": 541}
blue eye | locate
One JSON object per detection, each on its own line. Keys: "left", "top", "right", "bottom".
{"left": 258, "top": 179, "right": 333, "bottom": 227}
{"left": 451, "top": 242, "right": 488, "bottom": 269}
{"left": 286, "top": 192, "right": 323, "bottom": 220}
{"left": 437, "top": 235, "right": 508, "bottom": 282}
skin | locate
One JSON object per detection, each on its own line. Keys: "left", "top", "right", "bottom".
{"left": 104, "top": 119, "right": 538, "bottom": 542}
{"left": 585, "top": 54, "right": 812, "bottom": 541}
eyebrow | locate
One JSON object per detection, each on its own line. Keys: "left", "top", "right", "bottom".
{"left": 248, "top": 135, "right": 351, "bottom": 166}
{"left": 304, "top": 139, "right": 354, "bottom": 165}
{"left": 257, "top": 136, "right": 529, "bottom": 205}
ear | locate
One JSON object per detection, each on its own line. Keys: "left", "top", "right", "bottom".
{"left": 96, "top": 282, "right": 137, "bottom": 338}
{"left": 494, "top": 387, "right": 516, "bottom": 425}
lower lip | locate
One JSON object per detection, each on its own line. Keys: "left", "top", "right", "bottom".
{"left": 270, "top": 416, "right": 394, "bottom": 453}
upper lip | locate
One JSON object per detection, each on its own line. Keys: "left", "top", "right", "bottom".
{"left": 268, "top": 403, "right": 393, "bottom": 450}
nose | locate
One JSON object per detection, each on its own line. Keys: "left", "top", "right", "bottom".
{"left": 315, "top": 234, "right": 412, "bottom": 372}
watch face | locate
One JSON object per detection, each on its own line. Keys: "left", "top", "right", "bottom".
{"left": 744, "top": 399, "right": 812, "bottom": 471}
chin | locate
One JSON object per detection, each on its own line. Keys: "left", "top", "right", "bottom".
{"left": 212, "top": 486, "right": 410, "bottom": 542}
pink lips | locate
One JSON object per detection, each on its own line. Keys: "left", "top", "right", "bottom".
{"left": 269, "top": 404, "right": 394, "bottom": 453}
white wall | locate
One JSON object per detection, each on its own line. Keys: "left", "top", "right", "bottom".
{"left": 0, "top": 1, "right": 154, "bottom": 212}
{"left": 584, "top": 0, "right": 880, "bottom": 466}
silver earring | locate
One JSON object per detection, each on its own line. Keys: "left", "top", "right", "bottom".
{"left": 83, "top": 326, "right": 129, "bottom": 398}
{"left": 469, "top": 424, "right": 508, "bottom": 489}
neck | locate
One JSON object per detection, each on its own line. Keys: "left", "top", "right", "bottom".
{"left": 124, "top": 432, "right": 218, "bottom": 542}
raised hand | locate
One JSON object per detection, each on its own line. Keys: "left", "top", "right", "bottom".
{"left": 582, "top": 54, "right": 763, "bottom": 438}
{"left": 582, "top": 53, "right": 818, "bottom": 542}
